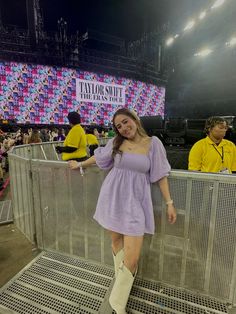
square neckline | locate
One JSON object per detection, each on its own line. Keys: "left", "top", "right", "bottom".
{"left": 119, "top": 136, "right": 153, "bottom": 156}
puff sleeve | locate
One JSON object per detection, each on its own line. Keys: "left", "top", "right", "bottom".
{"left": 149, "top": 136, "right": 171, "bottom": 183}
{"left": 94, "top": 138, "right": 114, "bottom": 170}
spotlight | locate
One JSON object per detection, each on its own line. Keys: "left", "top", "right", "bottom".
{"left": 227, "top": 37, "right": 236, "bottom": 46}
{"left": 199, "top": 11, "right": 206, "bottom": 19}
{"left": 174, "top": 34, "right": 179, "bottom": 38}
{"left": 194, "top": 49, "right": 213, "bottom": 57}
{"left": 183, "top": 20, "right": 195, "bottom": 31}
{"left": 211, "top": 0, "right": 225, "bottom": 9}
{"left": 166, "top": 37, "right": 174, "bottom": 46}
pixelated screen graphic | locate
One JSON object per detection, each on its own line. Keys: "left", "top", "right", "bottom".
{"left": 0, "top": 61, "right": 165, "bottom": 125}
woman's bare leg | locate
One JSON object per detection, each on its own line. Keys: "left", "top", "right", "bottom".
{"left": 123, "top": 235, "right": 143, "bottom": 274}
{"left": 109, "top": 230, "right": 124, "bottom": 255}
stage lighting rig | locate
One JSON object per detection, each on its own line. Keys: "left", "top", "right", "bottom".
{"left": 164, "top": 0, "right": 228, "bottom": 47}
{"left": 226, "top": 37, "right": 236, "bottom": 47}
{"left": 199, "top": 11, "right": 206, "bottom": 20}
{"left": 183, "top": 20, "right": 195, "bottom": 32}
{"left": 194, "top": 49, "right": 213, "bottom": 57}
{"left": 211, "top": 0, "right": 225, "bottom": 9}
{"left": 166, "top": 37, "right": 174, "bottom": 46}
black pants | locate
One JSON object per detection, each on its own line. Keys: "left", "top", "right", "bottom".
{"left": 67, "top": 156, "right": 88, "bottom": 162}
{"left": 89, "top": 144, "right": 98, "bottom": 156}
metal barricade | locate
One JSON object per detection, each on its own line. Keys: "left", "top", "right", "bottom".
{"left": 8, "top": 142, "right": 236, "bottom": 305}
{"left": 8, "top": 154, "right": 34, "bottom": 242}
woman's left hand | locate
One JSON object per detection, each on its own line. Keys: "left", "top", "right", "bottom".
{"left": 68, "top": 160, "right": 79, "bottom": 170}
{"left": 167, "top": 204, "right": 177, "bottom": 224}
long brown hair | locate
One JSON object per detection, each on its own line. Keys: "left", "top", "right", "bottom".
{"left": 28, "top": 129, "right": 42, "bottom": 144}
{"left": 112, "top": 108, "right": 147, "bottom": 157}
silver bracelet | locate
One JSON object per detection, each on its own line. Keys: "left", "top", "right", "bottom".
{"left": 166, "top": 199, "right": 173, "bottom": 205}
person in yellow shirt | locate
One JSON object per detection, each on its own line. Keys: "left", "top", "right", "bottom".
{"left": 188, "top": 116, "right": 236, "bottom": 173}
{"left": 56, "top": 112, "right": 87, "bottom": 161}
{"left": 86, "top": 128, "right": 99, "bottom": 156}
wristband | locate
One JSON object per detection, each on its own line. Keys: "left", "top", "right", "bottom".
{"left": 78, "top": 162, "right": 84, "bottom": 176}
{"left": 166, "top": 199, "right": 173, "bottom": 205}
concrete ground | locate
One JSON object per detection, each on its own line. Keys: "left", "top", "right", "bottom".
{"left": 0, "top": 179, "right": 40, "bottom": 288}
{"left": 0, "top": 223, "right": 40, "bottom": 288}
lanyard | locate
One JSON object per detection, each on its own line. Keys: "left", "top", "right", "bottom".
{"left": 212, "top": 145, "right": 224, "bottom": 163}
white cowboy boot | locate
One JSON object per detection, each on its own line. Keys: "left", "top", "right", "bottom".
{"left": 109, "top": 262, "right": 136, "bottom": 314}
{"left": 98, "top": 249, "right": 125, "bottom": 313}
{"left": 112, "top": 248, "right": 124, "bottom": 277}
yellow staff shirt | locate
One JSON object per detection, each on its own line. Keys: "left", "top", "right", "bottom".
{"left": 62, "top": 124, "right": 87, "bottom": 161}
{"left": 188, "top": 136, "right": 236, "bottom": 173}
{"left": 86, "top": 134, "right": 99, "bottom": 146}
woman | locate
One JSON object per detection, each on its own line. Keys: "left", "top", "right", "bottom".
{"left": 69, "top": 108, "right": 177, "bottom": 314}
{"left": 28, "top": 129, "right": 42, "bottom": 144}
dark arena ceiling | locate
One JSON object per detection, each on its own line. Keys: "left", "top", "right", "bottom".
{"left": 1, "top": 0, "right": 207, "bottom": 41}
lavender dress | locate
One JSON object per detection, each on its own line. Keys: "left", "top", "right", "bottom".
{"left": 93, "top": 136, "right": 171, "bottom": 236}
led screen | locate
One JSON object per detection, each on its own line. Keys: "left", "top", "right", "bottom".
{"left": 0, "top": 61, "right": 165, "bottom": 125}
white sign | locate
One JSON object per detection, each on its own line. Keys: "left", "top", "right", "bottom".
{"left": 76, "top": 79, "right": 126, "bottom": 105}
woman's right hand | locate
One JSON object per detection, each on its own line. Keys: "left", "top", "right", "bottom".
{"left": 167, "top": 204, "right": 177, "bottom": 224}
{"left": 68, "top": 160, "right": 79, "bottom": 170}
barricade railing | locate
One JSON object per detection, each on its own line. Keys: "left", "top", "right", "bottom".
{"left": 11, "top": 142, "right": 60, "bottom": 160}
{"left": 11, "top": 138, "right": 111, "bottom": 159}
{"left": 8, "top": 142, "right": 236, "bottom": 305}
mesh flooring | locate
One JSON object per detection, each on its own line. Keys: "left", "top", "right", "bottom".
{"left": 0, "top": 251, "right": 229, "bottom": 314}
{"left": 0, "top": 200, "right": 12, "bottom": 225}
